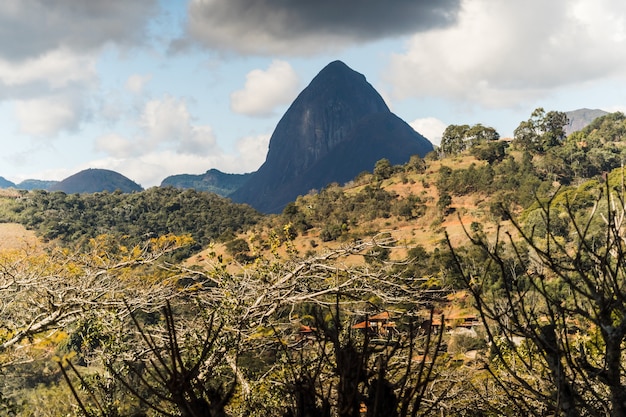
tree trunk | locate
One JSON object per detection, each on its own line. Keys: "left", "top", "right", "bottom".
{"left": 605, "top": 335, "right": 626, "bottom": 417}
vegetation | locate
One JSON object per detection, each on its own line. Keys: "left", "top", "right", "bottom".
{"left": 3, "top": 109, "right": 626, "bottom": 415}
{"left": 0, "top": 186, "right": 261, "bottom": 259}
{"left": 449, "top": 175, "right": 626, "bottom": 416}
{"left": 439, "top": 123, "right": 499, "bottom": 158}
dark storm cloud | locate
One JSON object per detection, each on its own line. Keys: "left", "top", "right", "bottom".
{"left": 0, "top": 0, "right": 158, "bottom": 60}
{"left": 183, "top": 0, "right": 461, "bottom": 55}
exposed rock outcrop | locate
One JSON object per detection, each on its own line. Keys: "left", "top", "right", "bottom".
{"left": 231, "top": 60, "right": 433, "bottom": 213}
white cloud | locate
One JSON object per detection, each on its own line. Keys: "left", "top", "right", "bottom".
{"left": 179, "top": 125, "right": 217, "bottom": 155}
{"left": 140, "top": 96, "right": 217, "bottom": 154}
{"left": 90, "top": 122, "right": 271, "bottom": 187}
{"left": 87, "top": 135, "right": 269, "bottom": 188}
{"left": 0, "top": 48, "right": 96, "bottom": 92}
{"left": 386, "top": 0, "right": 626, "bottom": 108}
{"left": 141, "top": 96, "right": 191, "bottom": 144}
{"left": 125, "top": 74, "right": 152, "bottom": 94}
{"left": 90, "top": 95, "right": 234, "bottom": 186}
{"left": 606, "top": 104, "right": 626, "bottom": 113}
{"left": 230, "top": 60, "right": 300, "bottom": 117}
{"left": 234, "top": 133, "right": 271, "bottom": 171}
{"left": 409, "top": 117, "right": 447, "bottom": 146}
{"left": 15, "top": 95, "right": 85, "bottom": 136}
{"left": 0, "top": 49, "right": 97, "bottom": 138}
{"left": 86, "top": 152, "right": 219, "bottom": 189}
{"left": 94, "top": 133, "right": 135, "bottom": 158}
{"left": 0, "top": 0, "right": 157, "bottom": 142}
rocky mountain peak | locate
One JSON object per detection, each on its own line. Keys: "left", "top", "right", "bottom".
{"left": 264, "top": 60, "right": 391, "bottom": 177}
{"left": 231, "top": 60, "right": 433, "bottom": 213}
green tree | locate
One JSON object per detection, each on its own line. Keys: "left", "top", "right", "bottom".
{"left": 225, "top": 237, "right": 252, "bottom": 262}
{"left": 437, "top": 192, "right": 452, "bottom": 215}
{"left": 513, "top": 108, "right": 568, "bottom": 153}
{"left": 470, "top": 140, "right": 508, "bottom": 163}
{"left": 405, "top": 154, "right": 426, "bottom": 173}
{"left": 440, "top": 124, "right": 470, "bottom": 157}
{"left": 373, "top": 158, "right": 393, "bottom": 180}
{"left": 466, "top": 123, "right": 500, "bottom": 143}
{"left": 540, "top": 110, "right": 568, "bottom": 149}
{"left": 440, "top": 123, "right": 500, "bottom": 157}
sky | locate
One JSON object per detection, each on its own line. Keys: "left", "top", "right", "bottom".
{"left": 2, "top": 0, "right": 626, "bottom": 188}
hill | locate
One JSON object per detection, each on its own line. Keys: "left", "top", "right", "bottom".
{"left": 0, "top": 187, "right": 262, "bottom": 260}
{"left": 17, "top": 179, "right": 59, "bottom": 190}
{"left": 196, "top": 110, "right": 626, "bottom": 270}
{"left": 3, "top": 110, "right": 626, "bottom": 266}
{"left": 160, "top": 168, "right": 252, "bottom": 196}
{"left": 48, "top": 168, "right": 143, "bottom": 193}
{"left": 0, "top": 176, "right": 15, "bottom": 188}
{"left": 230, "top": 60, "right": 433, "bottom": 213}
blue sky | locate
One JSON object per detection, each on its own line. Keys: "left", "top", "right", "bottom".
{"left": 1, "top": 0, "right": 626, "bottom": 188}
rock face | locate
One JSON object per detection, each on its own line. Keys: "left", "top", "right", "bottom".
{"left": 230, "top": 60, "right": 433, "bottom": 213}
{"left": 49, "top": 168, "right": 143, "bottom": 194}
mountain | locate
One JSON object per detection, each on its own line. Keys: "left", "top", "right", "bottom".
{"left": 48, "top": 168, "right": 143, "bottom": 194}
{"left": 565, "top": 108, "right": 608, "bottom": 135}
{"left": 17, "top": 179, "right": 59, "bottom": 190}
{"left": 230, "top": 60, "right": 433, "bottom": 213}
{"left": 0, "top": 176, "right": 16, "bottom": 188}
{"left": 160, "top": 169, "right": 252, "bottom": 197}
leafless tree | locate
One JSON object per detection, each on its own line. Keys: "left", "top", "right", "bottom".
{"left": 44, "top": 233, "right": 453, "bottom": 416}
{"left": 0, "top": 234, "right": 190, "bottom": 355}
{"left": 0, "top": 231, "right": 193, "bottom": 414}
{"left": 449, "top": 181, "right": 626, "bottom": 416}
{"left": 179, "top": 234, "right": 453, "bottom": 416}
{"left": 59, "top": 300, "right": 236, "bottom": 417}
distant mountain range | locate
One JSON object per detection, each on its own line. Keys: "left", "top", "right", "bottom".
{"left": 0, "top": 177, "right": 58, "bottom": 190}
{"left": 17, "top": 179, "right": 59, "bottom": 190}
{"left": 0, "top": 62, "right": 614, "bottom": 210}
{"left": 0, "top": 176, "right": 15, "bottom": 189}
{"left": 160, "top": 169, "right": 252, "bottom": 196}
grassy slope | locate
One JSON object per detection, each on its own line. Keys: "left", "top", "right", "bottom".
{"left": 188, "top": 153, "right": 518, "bottom": 268}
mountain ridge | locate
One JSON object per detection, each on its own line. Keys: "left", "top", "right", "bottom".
{"left": 160, "top": 169, "right": 252, "bottom": 197}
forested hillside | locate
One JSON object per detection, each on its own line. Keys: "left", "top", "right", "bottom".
{"left": 2, "top": 109, "right": 626, "bottom": 416}
{"left": 0, "top": 186, "right": 261, "bottom": 259}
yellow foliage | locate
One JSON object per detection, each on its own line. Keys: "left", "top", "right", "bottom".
{"left": 52, "top": 350, "right": 76, "bottom": 366}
